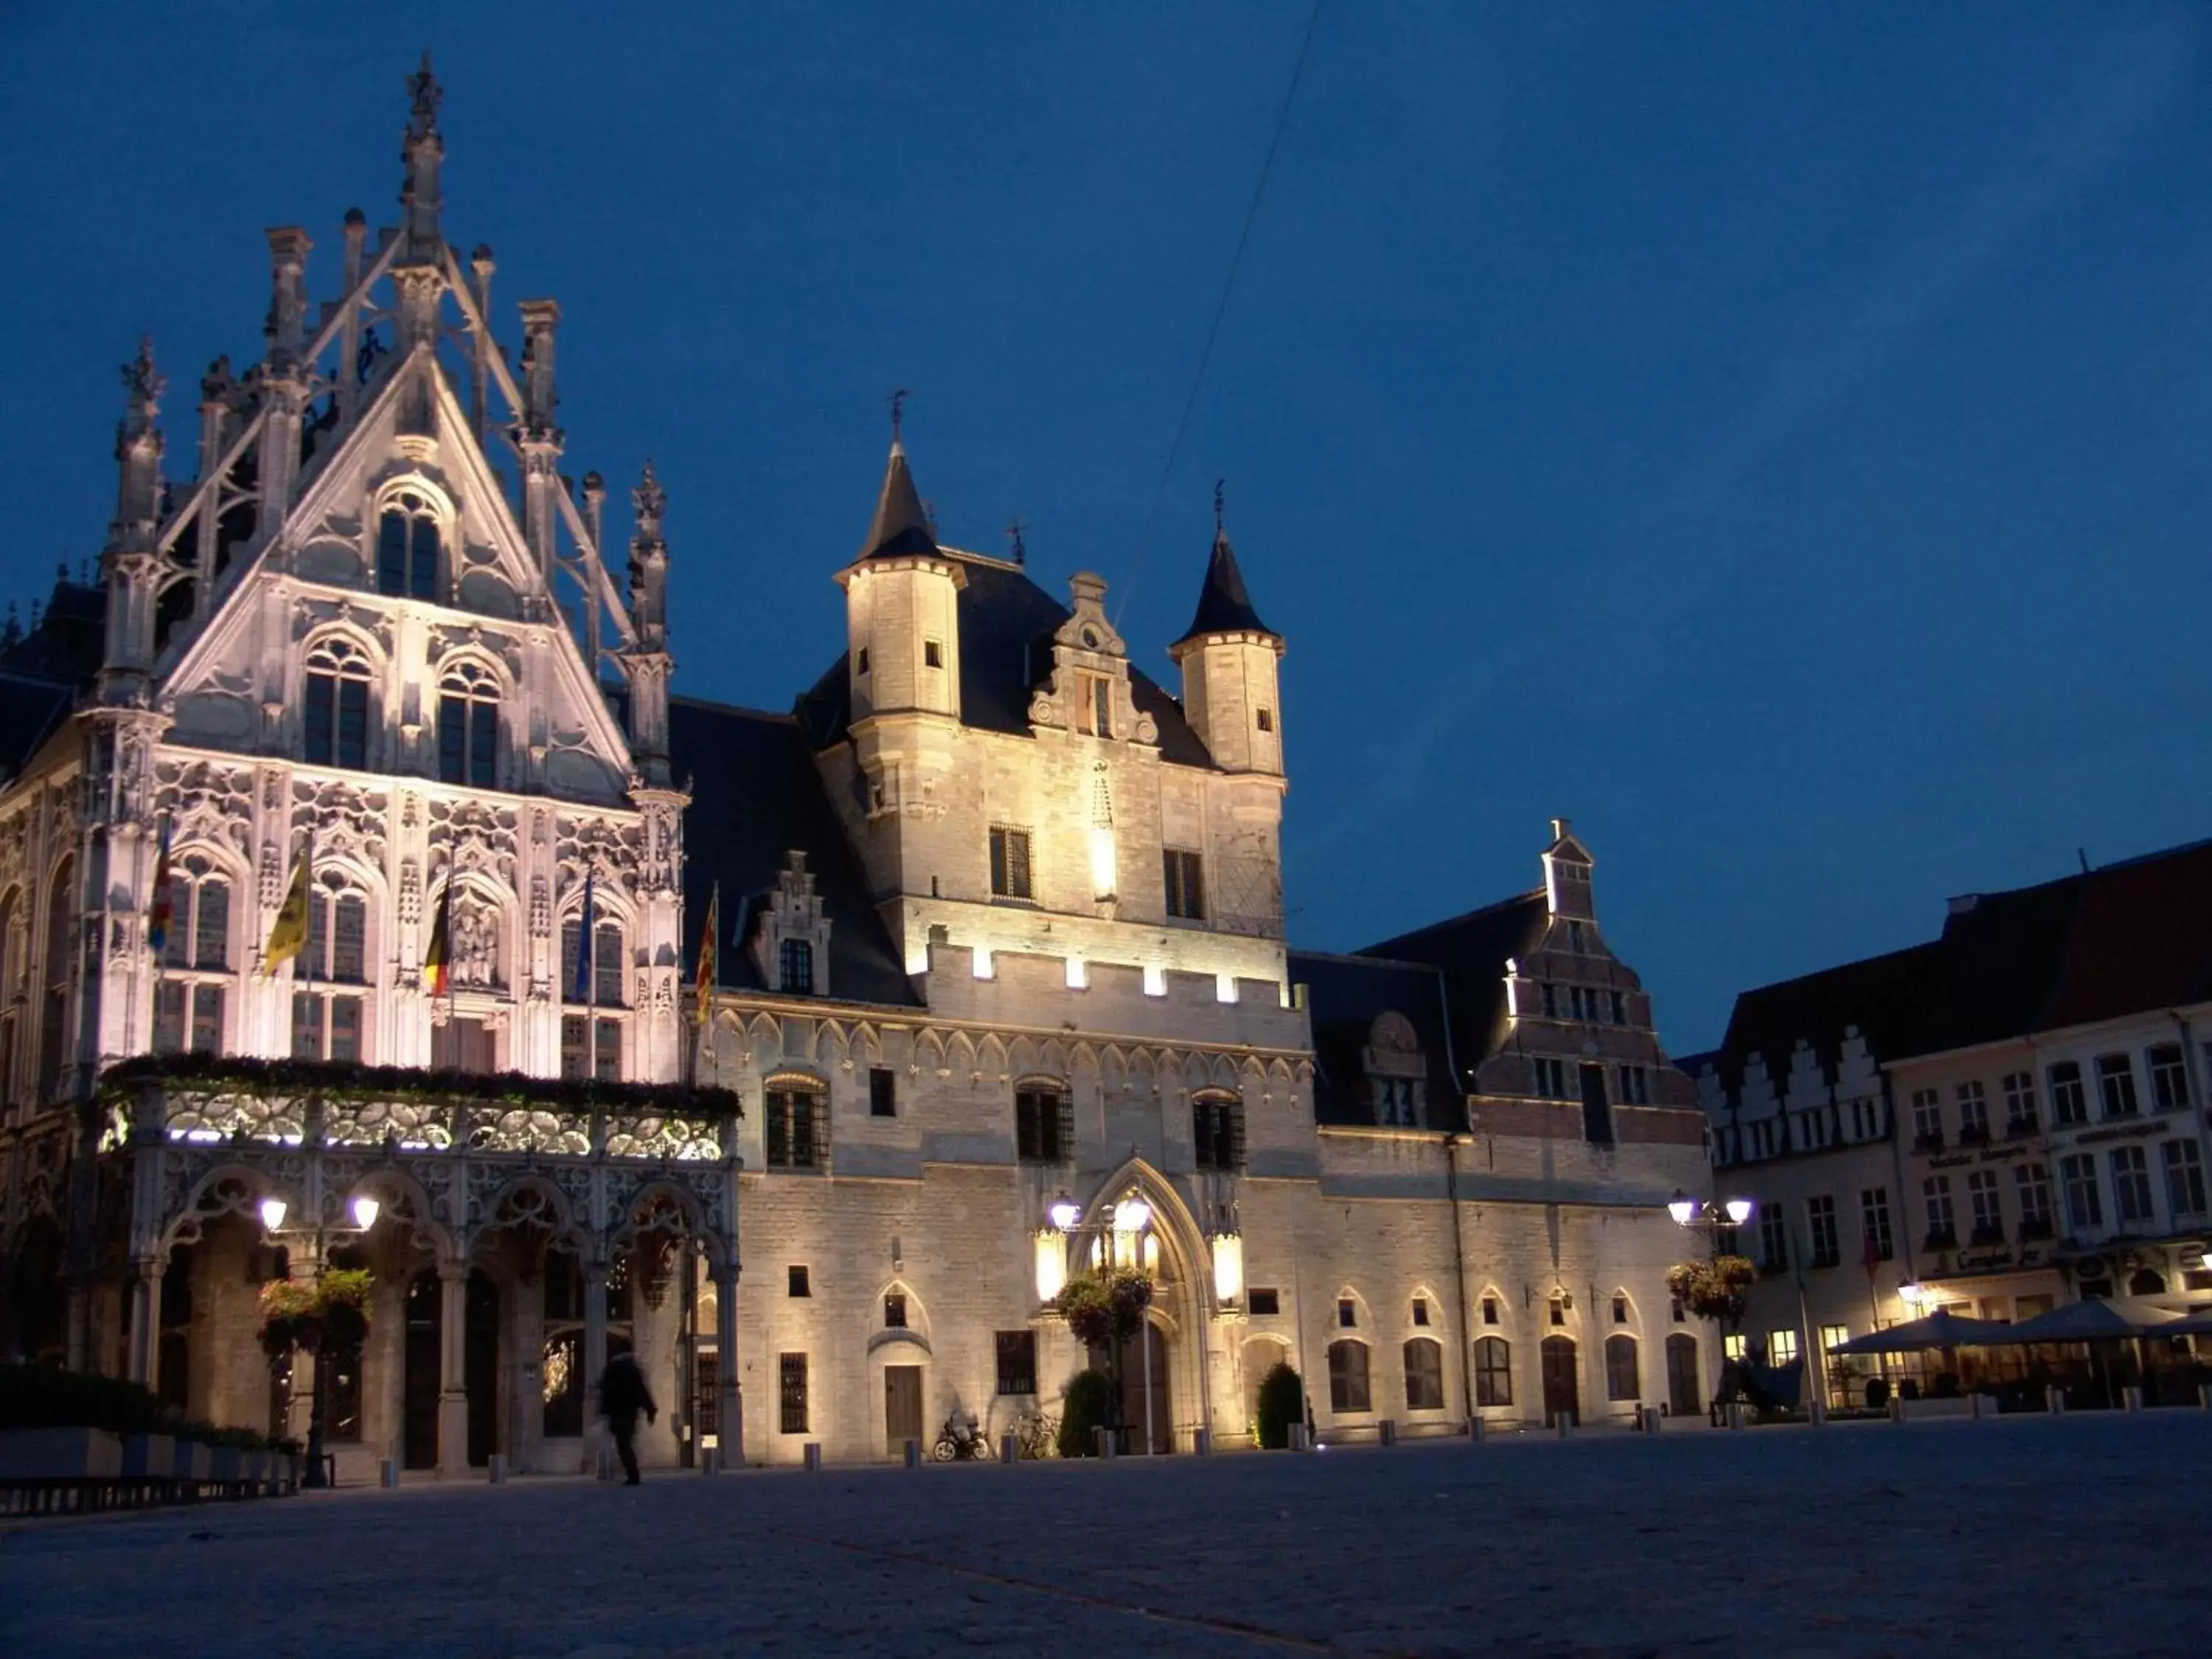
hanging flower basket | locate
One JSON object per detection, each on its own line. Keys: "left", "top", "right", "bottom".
{"left": 1057, "top": 1268, "right": 1152, "bottom": 1350}
{"left": 1666, "top": 1256, "right": 1758, "bottom": 1331}
{"left": 258, "top": 1269, "right": 375, "bottom": 1356}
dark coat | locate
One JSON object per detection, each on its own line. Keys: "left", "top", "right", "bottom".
{"left": 599, "top": 1354, "right": 657, "bottom": 1430}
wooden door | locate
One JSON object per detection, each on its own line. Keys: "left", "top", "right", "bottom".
{"left": 884, "top": 1365, "right": 922, "bottom": 1455}
{"left": 1666, "top": 1334, "right": 1702, "bottom": 1417}
{"left": 1540, "top": 1335, "right": 1579, "bottom": 1427}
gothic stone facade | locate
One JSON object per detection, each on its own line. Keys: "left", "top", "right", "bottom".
{"left": 0, "top": 66, "right": 1712, "bottom": 1475}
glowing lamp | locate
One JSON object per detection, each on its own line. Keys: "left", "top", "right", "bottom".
{"left": 1211, "top": 1231, "right": 1245, "bottom": 1304}
{"left": 1114, "top": 1196, "right": 1152, "bottom": 1234}
{"left": 1034, "top": 1231, "right": 1068, "bottom": 1304}
{"left": 1899, "top": 1281, "right": 1924, "bottom": 1307}
{"left": 1723, "top": 1197, "right": 1754, "bottom": 1226}
{"left": 257, "top": 1196, "right": 288, "bottom": 1233}
{"left": 1667, "top": 1192, "right": 1696, "bottom": 1227}
{"left": 1047, "top": 1192, "right": 1082, "bottom": 1233}
{"left": 350, "top": 1195, "right": 380, "bottom": 1231}
{"left": 1088, "top": 826, "right": 1118, "bottom": 902}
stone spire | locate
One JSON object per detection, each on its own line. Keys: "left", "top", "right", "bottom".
{"left": 109, "top": 338, "right": 165, "bottom": 550}
{"left": 1170, "top": 484, "right": 1275, "bottom": 649}
{"left": 858, "top": 395, "right": 937, "bottom": 561}
{"left": 400, "top": 52, "right": 445, "bottom": 262}
{"left": 621, "top": 461, "right": 674, "bottom": 787}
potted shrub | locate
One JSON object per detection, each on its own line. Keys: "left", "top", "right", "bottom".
{"left": 1056, "top": 1369, "right": 1115, "bottom": 1458}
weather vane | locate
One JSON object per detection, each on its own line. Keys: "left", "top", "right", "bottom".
{"left": 888, "top": 387, "right": 909, "bottom": 442}
{"left": 1006, "top": 518, "right": 1026, "bottom": 565}
{"left": 1214, "top": 478, "right": 1226, "bottom": 532}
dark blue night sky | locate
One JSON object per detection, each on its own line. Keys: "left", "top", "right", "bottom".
{"left": 4, "top": 3, "right": 2208, "bottom": 1050}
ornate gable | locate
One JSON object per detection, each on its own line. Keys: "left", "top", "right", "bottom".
{"left": 1026, "top": 572, "right": 1158, "bottom": 745}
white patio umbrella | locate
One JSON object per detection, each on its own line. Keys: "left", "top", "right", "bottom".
{"left": 1829, "top": 1307, "right": 2014, "bottom": 1354}
{"left": 1974, "top": 1296, "right": 2181, "bottom": 1344}
{"left": 2160, "top": 1307, "right": 2212, "bottom": 1338}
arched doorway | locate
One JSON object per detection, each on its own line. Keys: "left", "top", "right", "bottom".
{"left": 465, "top": 1269, "right": 500, "bottom": 1466}
{"left": 403, "top": 1269, "right": 440, "bottom": 1470}
{"left": 1665, "top": 1332, "right": 1701, "bottom": 1416}
{"left": 1541, "top": 1335, "right": 1579, "bottom": 1427}
{"left": 3, "top": 1216, "right": 66, "bottom": 1363}
{"left": 1068, "top": 1167, "right": 1209, "bottom": 1454}
{"left": 1088, "top": 1312, "right": 1172, "bottom": 1455}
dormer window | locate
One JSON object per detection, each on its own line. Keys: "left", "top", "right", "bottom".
{"left": 376, "top": 490, "right": 441, "bottom": 599}
{"left": 756, "top": 851, "right": 833, "bottom": 998}
{"left": 1077, "top": 674, "right": 1112, "bottom": 737}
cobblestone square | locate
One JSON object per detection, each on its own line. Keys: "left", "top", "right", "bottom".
{"left": 4, "top": 1412, "right": 2205, "bottom": 1657}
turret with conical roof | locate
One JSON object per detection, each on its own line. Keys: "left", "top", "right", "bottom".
{"left": 1167, "top": 497, "right": 1284, "bottom": 778}
{"left": 838, "top": 415, "right": 966, "bottom": 728}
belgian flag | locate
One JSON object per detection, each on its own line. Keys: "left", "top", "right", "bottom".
{"left": 422, "top": 880, "right": 452, "bottom": 1001}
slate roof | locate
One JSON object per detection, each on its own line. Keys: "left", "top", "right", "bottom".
{"left": 1705, "top": 836, "right": 2212, "bottom": 1098}
{"left": 1354, "top": 890, "right": 1551, "bottom": 1078}
{"left": 855, "top": 442, "right": 938, "bottom": 563}
{"left": 0, "top": 577, "right": 105, "bottom": 781}
{"left": 794, "top": 549, "right": 1217, "bottom": 771}
{"left": 1289, "top": 949, "right": 1461, "bottom": 1127}
{"left": 1170, "top": 529, "right": 1274, "bottom": 647}
{"left": 668, "top": 695, "right": 920, "bottom": 1009}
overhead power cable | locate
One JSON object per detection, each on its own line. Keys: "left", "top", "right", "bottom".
{"left": 1118, "top": 0, "right": 1326, "bottom": 628}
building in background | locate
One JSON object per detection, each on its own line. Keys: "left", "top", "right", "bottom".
{"left": 1688, "top": 838, "right": 2212, "bottom": 1408}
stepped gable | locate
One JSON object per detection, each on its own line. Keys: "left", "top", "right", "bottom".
{"left": 669, "top": 695, "right": 919, "bottom": 1008}
{"left": 796, "top": 549, "right": 1215, "bottom": 769}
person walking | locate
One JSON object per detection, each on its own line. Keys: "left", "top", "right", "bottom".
{"left": 599, "top": 1351, "right": 657, "bottom": 1486}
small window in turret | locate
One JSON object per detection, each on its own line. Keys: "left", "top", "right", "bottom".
{"left": 855, "top": 647, "right": 869, "bottom": 675}
{"left": 924, "top": 639, "right": 944, "bottom": 669}
{"left": 1256, "top": 707, "right": 1273, "bottom": 732}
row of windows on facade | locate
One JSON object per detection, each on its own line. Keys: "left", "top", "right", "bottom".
{"left": 1744, "top": 1145, "right": 2212, "bottom": 1279}
{"left": 1535, "top": 978, "right": 1631, "bottom": 1026}
{"left": 301, "top": 638, "right": 501, "bottom": 787}
{"left": 1722, "top": 1098, "right": 1891, "bottom": 1163}
{"left": 773, "top": 1329, "right": 1041, "bottom": 1436}
{"left": 1526, "top": 1057, "right": 1653, "bottom": 1106}
{"left": 1909, "top": 1046, "right": 2196, "bottom": 1147}
{"left": 147, "top": 879, "right": 627, "bottom": 1003}
{"left": 758, "top": 1077, "right": 1247, "bottom": 1171}
{"left": 1330, "top": 1332, "right": 1680, "bottom": 1414}
{"left": 987, "top": 827, "right": 1208, "bottom": 922}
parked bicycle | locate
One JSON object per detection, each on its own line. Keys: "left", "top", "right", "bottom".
{"left": 931, "top": 1410, "right": 989, "bottom": 1462}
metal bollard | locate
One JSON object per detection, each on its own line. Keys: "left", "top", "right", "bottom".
{"left": 1886, "top": 1397, "right": 1905, "bottom": 1425}
{"left": 1192, "top": 1427, "right": 1211, "bottom": 1456}
{"left": 1728, "top": 1402, "right": 1747, "bottom": 1430}
{"left": 1287, "top": 1422, "right": 1310, "bottom": 1453}
{"left": 999, "top": 1433, "right": 1018, "bottom": 1464}
{"left": 699, "top": 1446, "right": 720, "bottom": 1476}
{"left": 1806, "top": 1398, "right": 1826, "bottom": 1427}
{"left": 1377, "top": 1419, "right": 1398, "bottom": 1448}
{"left": 2200, "top": 1382, "right": 2211, "bottom": 1412}
{"left": 378, "top": 1458, "right": 400, "bottom": 1489}
{"left": 2046, "top": 1384, "right": 2067, "bottom": 1415}
{"left": 1968, "top": 1394, "right": 1986, "bottom": 1421}
{"left": 1640, "top": 1405, "right": 1663, "bottom": 1435}
{"left": 1554, "top": 1411, "right": 1575, "bottom": 1439}
{"left": 596, "top": 1447, "right": 615, "bottom": 1481}
{"left": 2123, "top": 1386, "right": 2143, "bottom": 1413}
{"left": 487, "top": 1455, "right": 508, "bottom": 1485}
{"left": 803, "top": 1443, "right": 821, "bottom": 1472}
{"left": 902, "top": 1438, "right": 921, "bottom": 1468}
{"left": 1466, "top": 1416, "right": 1486, "bottom": 1444}
{"left": 1099, "top": 1428, "right": 1119, "bottom": 1461}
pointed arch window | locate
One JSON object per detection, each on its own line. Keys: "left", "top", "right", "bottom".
{"left": 292, "top": 884, "right": 369, "bottom": 1061}
{"left": 376, "top": 489, "right": 441, "bottom": 599}
{"left": 303, "top": 638, "right": 374, "bottom": 769}
{"left": 437, "top": 661, "right": 501, "bottom": 788}
{"left": 153, "top": 855, "right": 231, "bottom": 1057}
{"left": 38, "top": 858, "right": 72, "bottom": 1100}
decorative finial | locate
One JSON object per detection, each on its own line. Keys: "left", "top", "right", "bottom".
{"left": 121, "top": 337, "right": 164, "bottom": 417}
{"left": 1213, "top": 478, "right": 1225, "bottom": 534}
{"left": 406, "top": 52, "right": 442, "bottom": 140}
{"left": 1006, "top": 518, "right": 1026, "bottom": 566}
{"left": 1, "top": 603, "right": 18, "bottom": 650}
{"left": 633, "top": 460, "right": 666, "bottom": 538}
{"left": 888, "top": 387, "right": 908, "bottom": 445}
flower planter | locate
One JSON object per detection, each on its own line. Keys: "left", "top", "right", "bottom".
{"left": 121, "top": 1433, "right": 176, "bottom": 1480}
{"left": 206, "top": 1447, "right": 243, "bottom": 1489}
{"left": 0, "top": 1427, "right": 124, "bottom": 1481}
{"left": 175, "top": 1440, "right": 211, "bottom": 1484}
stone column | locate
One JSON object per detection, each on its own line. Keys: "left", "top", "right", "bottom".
{"left": 436, "top": 1262, "right": 469, "bottom": 1478}
{"left": 714, "top": 1265, "right": 742, "bottom": 1466}
{"left": 582, "top": 1259, "right": 608, "bottom": 1470}
{"left": 126, "top": 1262, "right": 159, "bottom": 1386}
